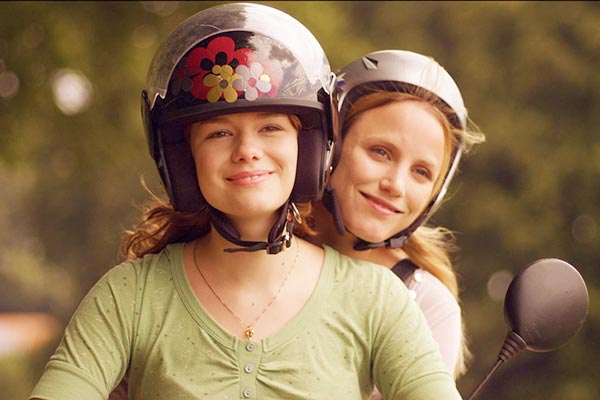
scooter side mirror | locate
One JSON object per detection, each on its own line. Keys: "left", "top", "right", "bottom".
{"left": 504, "top": 258, "right": 589, "bottom": 352}
{"left": 466, "top": 258, "right": 589, "bottom": 400}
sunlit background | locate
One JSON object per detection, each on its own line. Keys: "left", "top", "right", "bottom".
{"left": 1, "top": 1, "right": 598, "bottom": 399}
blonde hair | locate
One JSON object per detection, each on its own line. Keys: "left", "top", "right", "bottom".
{"left": 402, "top": 226, "right": 471, "bottom": 377}
{"left": 120, "top": 114, "right": 315, "bottom": 260}
{"left": 340, "top": 88, "right": 484, "bottom": 378}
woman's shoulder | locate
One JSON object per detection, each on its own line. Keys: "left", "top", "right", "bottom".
{"left": 323, "top": 244, "right": 389, "bottom": 270}
{"left": 322, "top": 245, "right": 406, "bottom": 289}
{"left": 103, "top": 242, "right": 184, "bottom": 283}
{"left": 408, "top": 269, "right": 460, "bottom": 314}
{"left": 80, "top": 243, "right": 186, "bottom": 315}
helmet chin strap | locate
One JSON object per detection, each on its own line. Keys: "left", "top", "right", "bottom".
{"left": 353, "top": 234, "right": 409, "bottom": 251}
{"left": 323, "top": 183, "right": 431, "bottom": 252}
{"left": 352, "top": 210, "right": 431, "bottom": 251}
{"left": 208, "top": 200, "right": 295, "bottom": 255}
{"left": 322, "top": 184, "right": 347, "bottom": 236}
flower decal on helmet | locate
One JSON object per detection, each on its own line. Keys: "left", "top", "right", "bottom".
{"left": 173, "top": 35, "right": 282, "bottom": 104}
{"left": 233, "top": 62, "right": 272, "bottom": 101}
{"left": 203, "top": 64, "right": 240, "bottom": 103}
{"left": 171, "top": 67, "right": 193, "bottom": 96}
{"left": 184, "top": 36, "right": 249, "bottom": 102}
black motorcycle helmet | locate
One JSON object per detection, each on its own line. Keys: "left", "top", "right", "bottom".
{"left": 141, "top": 3, "right": 335, "bottom": 253}
{"left": 326, "top": 50, "right": 468, "bottom": 250}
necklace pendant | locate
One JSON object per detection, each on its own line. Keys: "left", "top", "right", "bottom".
{"left": 245, "top": 326, "right": 254, "bottom": 339}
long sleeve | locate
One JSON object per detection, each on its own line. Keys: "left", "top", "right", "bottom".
{"left": 370, "top": 268, "right": 462, "bottom": 400}
{"left": 29, "top": 261, "right": 141, "bottom": 400}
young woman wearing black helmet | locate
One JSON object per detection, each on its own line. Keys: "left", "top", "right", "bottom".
{"left": 30, "top": 5, "right": 462, "bottom": 400}
{"left": 312, "top": 50, "right": 486, "bottom": 393}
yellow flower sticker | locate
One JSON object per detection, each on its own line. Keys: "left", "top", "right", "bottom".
{"left": 203, "top": 65, "right": 241, "bottom": 103}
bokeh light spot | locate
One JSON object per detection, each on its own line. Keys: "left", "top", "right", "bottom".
{"left": 572, "top": 214, "right": 597, "bottom": 243}
{"left": 141, "top": 1, "right": 179, "bottom": 16}
{"left": 132, "top": 24, "right": 158, "bottom": 49}
{"left": 23, "top": 23, "right": 45, "bottom": 49}
{"left": 0, "top": 70, "right": 19, "bottom": 98}
{"left": 51, "top": 69, "right": 93, "bottom": 115}
{"left": 487, "top": 269, "right": 514, "bottom": 302}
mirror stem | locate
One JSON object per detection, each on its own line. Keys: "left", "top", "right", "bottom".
{"left": 466, "top": 331, "right": 527, "bottom": 400}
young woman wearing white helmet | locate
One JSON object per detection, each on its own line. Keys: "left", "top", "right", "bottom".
{"left": 312, "top": 50, "right": 485, "bottom": 395}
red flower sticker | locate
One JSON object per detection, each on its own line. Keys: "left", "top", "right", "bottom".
{"left": 184, "top": 36, "right": 251, "bottom": 102}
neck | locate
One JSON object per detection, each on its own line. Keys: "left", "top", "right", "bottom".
{"left": 228, "top": 214, "right": 278, "bottom": 242}
{"left": 197, "top": 227, "right": 293, "bottom": 282}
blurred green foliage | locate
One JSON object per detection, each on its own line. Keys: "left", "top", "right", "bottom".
{"left": 1, "top": 1, "right": 598, "bottom": 399}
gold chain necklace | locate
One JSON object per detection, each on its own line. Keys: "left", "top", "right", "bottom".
{"left": 193, "top": 239, "right": 299, "bottom": 340}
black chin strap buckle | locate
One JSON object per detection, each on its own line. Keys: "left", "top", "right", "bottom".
{"left": 353, "top": 234, "right": 409, "bottom": 251}
{"left": 387, "top": 235, "right": 408, "bottom": 249}
{"left": 224, "top": 205, "right": 295, "bottom": 255}
{"left": 268, "top": 205, "right": 295, "bottom": 254}
{"left": 224, "top": 233, "right": 291, "bottom": 254}
{"left": 262, "top": 210, "right": 293, "bottom": 254}
{"left": 265, "top": 232, "right": 292, "bottom": 254}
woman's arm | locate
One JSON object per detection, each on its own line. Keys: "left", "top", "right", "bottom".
{"left": 28, "top": 261, "right": 140, "bottom": 400}
{"left": 372, "top": 269, "right": 462, "bottom": 399}
{"left": 410, "top": 269, "right": 463, "bottom": 375}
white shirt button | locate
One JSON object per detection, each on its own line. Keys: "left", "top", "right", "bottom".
{"left": 414, "top": 270, "right": 423, "bottom": 283}
{"left": 244, "top": 363, "right": 254, "bottom": 373}
{"left": 243, "top": 388, "right": 253, "bottom": 398}
{"left": 245, "top": 341, "right": 256, "bottom": 352}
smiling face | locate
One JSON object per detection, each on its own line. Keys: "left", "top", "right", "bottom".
{"left": 329, "top": 100, "right": 446, "bottom": 243}
{"left": 189, "top": 112, "right": 299, "bottom": 234}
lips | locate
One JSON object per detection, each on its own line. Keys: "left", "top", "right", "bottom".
{"left": 227, "top": 170, "right": 272, "bottom": 185}
{"left": 360, "top": 192, "right": 402, "bottom": 215}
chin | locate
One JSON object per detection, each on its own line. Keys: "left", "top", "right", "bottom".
{"left": 350, "top": 226, "right": 393, "bottom": 244}
{"left": 359, "top": 236, "right": 389, "bottom": 244}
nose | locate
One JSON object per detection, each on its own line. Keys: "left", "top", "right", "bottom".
{"left": 379, "top": 167, "right": 407, "bottom": 197}
{"left": 232, "top": 132, "right": 262, "bottom": 163}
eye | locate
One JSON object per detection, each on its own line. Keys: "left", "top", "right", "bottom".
{"left": 189, "top": 122, "right": 231, "bottom": 143}
{"left": 369, "top": 146, "right": 390, "bottom": 159}
{"left": 414, "top": 166, "right": 433, "bottom": 180}
{"left": 205, "top": 130, "right": 231, "bottom": 139}
{"left": 261, "top": 124, "right": 283, "bottom": 133}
